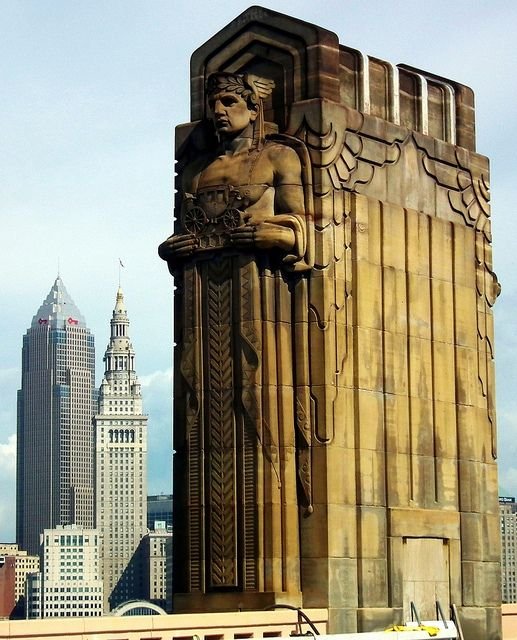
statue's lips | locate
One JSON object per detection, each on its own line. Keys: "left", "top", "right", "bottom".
{"left": 215, "top": 118, "right": 230, "bottom": 128}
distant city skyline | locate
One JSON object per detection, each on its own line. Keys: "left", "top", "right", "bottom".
{"left": 1, "top": 0, "right": 517, "bottom": 544}
{"left": 1, "top": 273, "right": 172, "bottom": 543}
{"left": 13, "top": 282, "right": 162, "bottom": 617}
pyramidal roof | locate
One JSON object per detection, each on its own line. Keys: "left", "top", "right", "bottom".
{"left": 31, "top": 276, "right": 87, "bottom": 329}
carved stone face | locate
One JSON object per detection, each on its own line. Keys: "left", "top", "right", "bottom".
{"left": 207, "top": 90, "right": 258, "bottom": 138}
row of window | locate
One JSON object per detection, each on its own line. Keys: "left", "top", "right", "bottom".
{"left": 45, "top": 586, "right": 101, "bottom": 593}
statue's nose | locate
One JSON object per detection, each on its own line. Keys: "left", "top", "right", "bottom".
{"left": 213, "top": 100, "right": 225, "bottom": 115}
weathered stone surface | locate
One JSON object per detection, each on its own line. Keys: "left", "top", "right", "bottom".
{"left": 327, "top": 607, "right": 358, "bottom": 634}
{"left": 462, "top": 561, "right": 502, "bottom": 607}
{"left": 461, "top": 512, "right": 502, "bottom": 562}
{"left": 357, "top": 559, "right": 389, "bottom": 608}
{"left": 357, "top": 607, "right": 398, "bottom": 631}
{"left": 160, "top": 6, "right": 500, "bottom": 639}
{"left": 389, "top": 508, "right": 460, "bottom": 539}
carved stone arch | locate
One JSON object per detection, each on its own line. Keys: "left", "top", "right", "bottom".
{"left": 206, "top": 43, "right": 301, "bottom": 131}
{"left": 189, "top": 5, "right": 340, "bottom": 123}
{"left": 111, "top": 599, "right": 167, "bottom": 616}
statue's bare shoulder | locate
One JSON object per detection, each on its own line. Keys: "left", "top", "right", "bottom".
{"left": 263, "top": 140, "right": 303, "bottom": 186}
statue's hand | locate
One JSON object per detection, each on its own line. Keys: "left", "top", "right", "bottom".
{"left": 229, "top": 221, "right": 295, "bottom": 252}
{"left": 158, "top": 233, "right": 199, "bottom": 271}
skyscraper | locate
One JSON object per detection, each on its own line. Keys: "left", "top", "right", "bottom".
{"left": 16, "top": 277, "right": 96, "bottom": 556}
{"left": 95, "top": 287, "right": 148, "bottom": 611}
{"left": 500, "top": 496, "right": 517, "bottom": 603}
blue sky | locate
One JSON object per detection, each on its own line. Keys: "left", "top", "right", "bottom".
{"left": 1, "top": 0, "right": 516, "bottom": 541}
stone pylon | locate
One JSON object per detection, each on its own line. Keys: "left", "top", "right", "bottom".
{"left": 160, "top": 7, "right": 501, "bottom": 639}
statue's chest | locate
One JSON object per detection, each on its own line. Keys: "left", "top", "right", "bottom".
{"left": 196, "top": 152, "right": 270, "bottom": 189}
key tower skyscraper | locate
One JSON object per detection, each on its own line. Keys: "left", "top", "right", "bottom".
{"left": 16, "top": 276, "right": 96, "bottom": 555}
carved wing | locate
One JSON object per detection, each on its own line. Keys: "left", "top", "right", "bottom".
{"left": 289, "top": 102, "right": 408, "bottom": 197}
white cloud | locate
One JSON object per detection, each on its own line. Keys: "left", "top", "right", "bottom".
{"left": 139, "top": 368, "right": 172, "bottom": 389}
{"left": 0, "top": 434, "right": 16, "bottom": 542}
{"left": 497, "top": 410, "right": 517, "bottom": 498}
{"left": 0, "top": 368, "right": 18, "bottom": 462}
{"left": 0, "top": 367, "right": 19, "bottom": 383}
{"left": 0, "top": 433, "right": 16, "bottom": 474}
{"left": 140, "top": 368, "right": 172, "bottom": 495}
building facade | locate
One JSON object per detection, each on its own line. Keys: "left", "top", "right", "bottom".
{"left": 0, "top": 544, "right": 39, "bottom": 618}
{"left": 140, "top": 529, "right": 172, "bottom": 612}
{"left": 29, "top": 525, "right": 103, "bottom": 618}
{"left": 95, "top": 288, "right": 148, "bottom": 611}
{"left": 501, "top": 497, "right": 517, "bottom": 603}
{"left": 16, "top": 277, "right": 96, "bottom": 556}
{"left": 0, "top": 556, "right": 16, "bottom": 619}
{"left": 25, "top": 572, "right": 42, "bottom": 619}
{"left": 147, "top": 494, "right": 172, "bottom": 532}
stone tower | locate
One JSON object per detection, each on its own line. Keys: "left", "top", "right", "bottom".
{"left": 94, "top": 287, "right": 148, "bottom": 611}
{"left": 160, "top": 7, "right": 501, "bottom": 638}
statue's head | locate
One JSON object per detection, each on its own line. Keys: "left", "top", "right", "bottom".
{"left": 206, "top": 73, "right": 259, "bottom": 139}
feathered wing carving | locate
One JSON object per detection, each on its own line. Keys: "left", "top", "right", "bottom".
{"left": 288, "top": 104, "right": 357, "bottom": 451}
{"left": 290, "top": 102, "right": 408, "bottom": 197}
{"left": 288, "top": 101, "right": 500, "bottom": 466}
{"left": 246, "top": 74, "right": 276, "bottom": 100}
{"left": 415, "top": 134, "right": 500, "bottom": 456}
{"left": 416, "top": 135, "right": 492, "bottom": 235}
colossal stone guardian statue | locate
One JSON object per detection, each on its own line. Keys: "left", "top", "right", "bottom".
{"left": 159, "top": 71, "right": 313, "bottom": 607}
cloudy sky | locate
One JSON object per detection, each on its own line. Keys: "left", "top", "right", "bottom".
{"left": 1, "top": 0, "right": 516, "bottom": 542}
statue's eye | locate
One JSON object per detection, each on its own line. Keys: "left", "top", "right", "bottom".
{"left": 221, "top": 96, "right": 238, "bottom": 107}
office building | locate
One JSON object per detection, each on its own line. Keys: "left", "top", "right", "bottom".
{"left": 28, "top": 525, "right": 103, "bottom": 618}
{"left": 147, "top": 494, "right": 172, "bottom": 532}
{"left": 501, "top": 496, "right": 517, "bottom": 603}
{"left": 0, "top": 544, "right": 39, "bottom": 618}
{"left": 140, "top": 529, "right": 172, "bottom": 612}
{"left": 25, "top": 572, "right": 42, "bottom": 619}
{"left": 16, "top": 276, "right": 96, "bottom": 556}
{"left": 95, "top": 287, "right": 148, "bottom": 611}
{"left": 0, "top": 557, "right": 16, "bottom": 619}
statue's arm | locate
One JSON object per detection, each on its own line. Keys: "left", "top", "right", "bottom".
{"left": 272, "top": 145, "right": 305, "bottom": 213}
{"left": 230, "top": 145, "right": 306, "bottom": 254}
{"left": 232, "top": 144, "right": 310, "bottom": 271}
